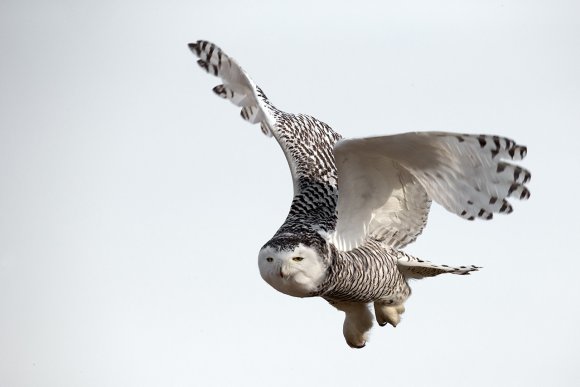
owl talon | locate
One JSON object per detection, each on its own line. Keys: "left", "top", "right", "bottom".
{"left": 330, "top": 301, "right": 374, "bottom": 349}
{"left": 347, "top": 340, "right": 366, "bottom": 349}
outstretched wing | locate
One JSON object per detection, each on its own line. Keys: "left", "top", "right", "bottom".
{"left": 331, "top": 132, "right": 531, "bottom": 251}
{"left": 189, "top": 40, "right": 342, "bottom": 232}
{"left": 188, "top": 40, "right": 277, "bottom": 137}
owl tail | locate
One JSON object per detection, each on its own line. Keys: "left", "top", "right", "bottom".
{"left": 396, "top": 250, "right": 480, "bottom": 279}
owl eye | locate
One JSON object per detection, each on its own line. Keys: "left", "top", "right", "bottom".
{"left": 266, "top": 257, "right": 273, "bottom": 262}
{"left": 292, "top": 257, "right": 304, "bottom": 262}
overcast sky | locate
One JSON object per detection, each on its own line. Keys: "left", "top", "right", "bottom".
{"left": 1, "top": 0, "right": 579, "bottom": 386}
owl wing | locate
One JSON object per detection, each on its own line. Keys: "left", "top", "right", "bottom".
{"left": 189, "top": 41, "right": 342, "bottom": 206}
{"left": 188, "top": 40, "right": 277, "bottom": 137}
{"left": 331, "top": 132, "right": 531, "bottom": 251}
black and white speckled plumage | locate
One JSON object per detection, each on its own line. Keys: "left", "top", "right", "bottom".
{"left": 188, "top": 40, "right": 530, "bottom": 348}
{"left": 269, "top": 112, "right": 342, "bottom": 235}
{"left": 321, "top": 240, "right": 411, "bottom": 303}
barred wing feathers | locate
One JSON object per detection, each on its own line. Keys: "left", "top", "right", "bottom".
{"left": 332, "top": 132, "right": 531, "bottom": 251}
{"left": 188, "top": 40, "right": 276, "bottom": 136}
{"left": 188, "top": 40, "right": 342, "bottom": 232}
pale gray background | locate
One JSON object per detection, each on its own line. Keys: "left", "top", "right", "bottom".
{"left": 1, "top": 0, "right": 579, "bottom": 386}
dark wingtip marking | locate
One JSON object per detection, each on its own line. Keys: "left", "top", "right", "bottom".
{"left": 486, "top": 213, "right": 493, "bottom": 220}
{"left": 500, "top": 200, "right": 513, "bottom": 214}
{"left": 206, "top": 44, "right": 215, "bottom": 61}
{"left": 213, "top": 85, "right": 226, "bottom": 97}
{"left": 467, "top": 216, "right": 475, "bottom": 221}
{"left": 478, "top": 136, "right": 487, "bottom": 148}
{"left": 508, "top": 183, "right": 519, "bottom": 195}
{"left": 497, "top": 163, "right": 507, "bottom": 173}
{"left": 478, "top": 209, "right": 486, "bottom": 217}
{"left": 197, "top": 59, "right": 208, "bottom": 71}
{"left": 489, "top": 196, "right": 498, "bottom": 205}
{"left": 461, "top": 210, "right": 467, "bottom": 216}
{"left": 508, "top": 147, "right": 516, "bottom": 158}
{"left": 187, "top": 42, "right": 199, "bottom": 54}
{"left": 456, "top": 136, "right": 465, "bottom": 142}
{"left": 520, "top": 146, "right": 527, "bottom": 158}
{"left": 521, "top": 188, "right": 530, "bottom": 200}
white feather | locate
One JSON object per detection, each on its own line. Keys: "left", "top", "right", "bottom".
{"left": 331, "top": 132, "right": 530, "bottom": 251}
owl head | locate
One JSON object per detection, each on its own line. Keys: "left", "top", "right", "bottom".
{"left": 258, "top": 233, "right": 330, "bottom": 298}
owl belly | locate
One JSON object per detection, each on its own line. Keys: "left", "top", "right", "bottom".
{"left": 321, "top": 242, "right": 411, "bottom": 303}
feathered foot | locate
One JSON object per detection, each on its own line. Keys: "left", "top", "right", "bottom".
{"left": 374, "top": 302, "right": 406, "bottom": 327}
{"left": 329, "top": 301, "right": 374, "bottom": 349}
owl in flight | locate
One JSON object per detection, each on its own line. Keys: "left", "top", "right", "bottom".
{"left": 188, "top": 40, "right": 530, "bottom": 348}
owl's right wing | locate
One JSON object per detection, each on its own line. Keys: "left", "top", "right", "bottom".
{"left": 188, "top": 40, "right": 342, "bottom": 205}
{"left": 330, "top": 132, "right": 531, "bottom": 251}
{"left": 188, "top": 40, "right": 278, "bottom": 137}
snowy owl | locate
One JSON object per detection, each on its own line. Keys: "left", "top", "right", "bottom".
{"left": 188, "top": 40, "right": 531, "bottom": 348}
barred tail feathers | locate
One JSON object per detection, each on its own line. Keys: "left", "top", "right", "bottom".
{"left": 396, "top": 251, "right": 480, "bottom": 279}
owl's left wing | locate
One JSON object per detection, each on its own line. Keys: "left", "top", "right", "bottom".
{"left": 331, "top": 132, "right": 531, "bottom": 251}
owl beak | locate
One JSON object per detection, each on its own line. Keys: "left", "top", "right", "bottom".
{"left": 279, "top": 268, "right": 284, "bottom": 278}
